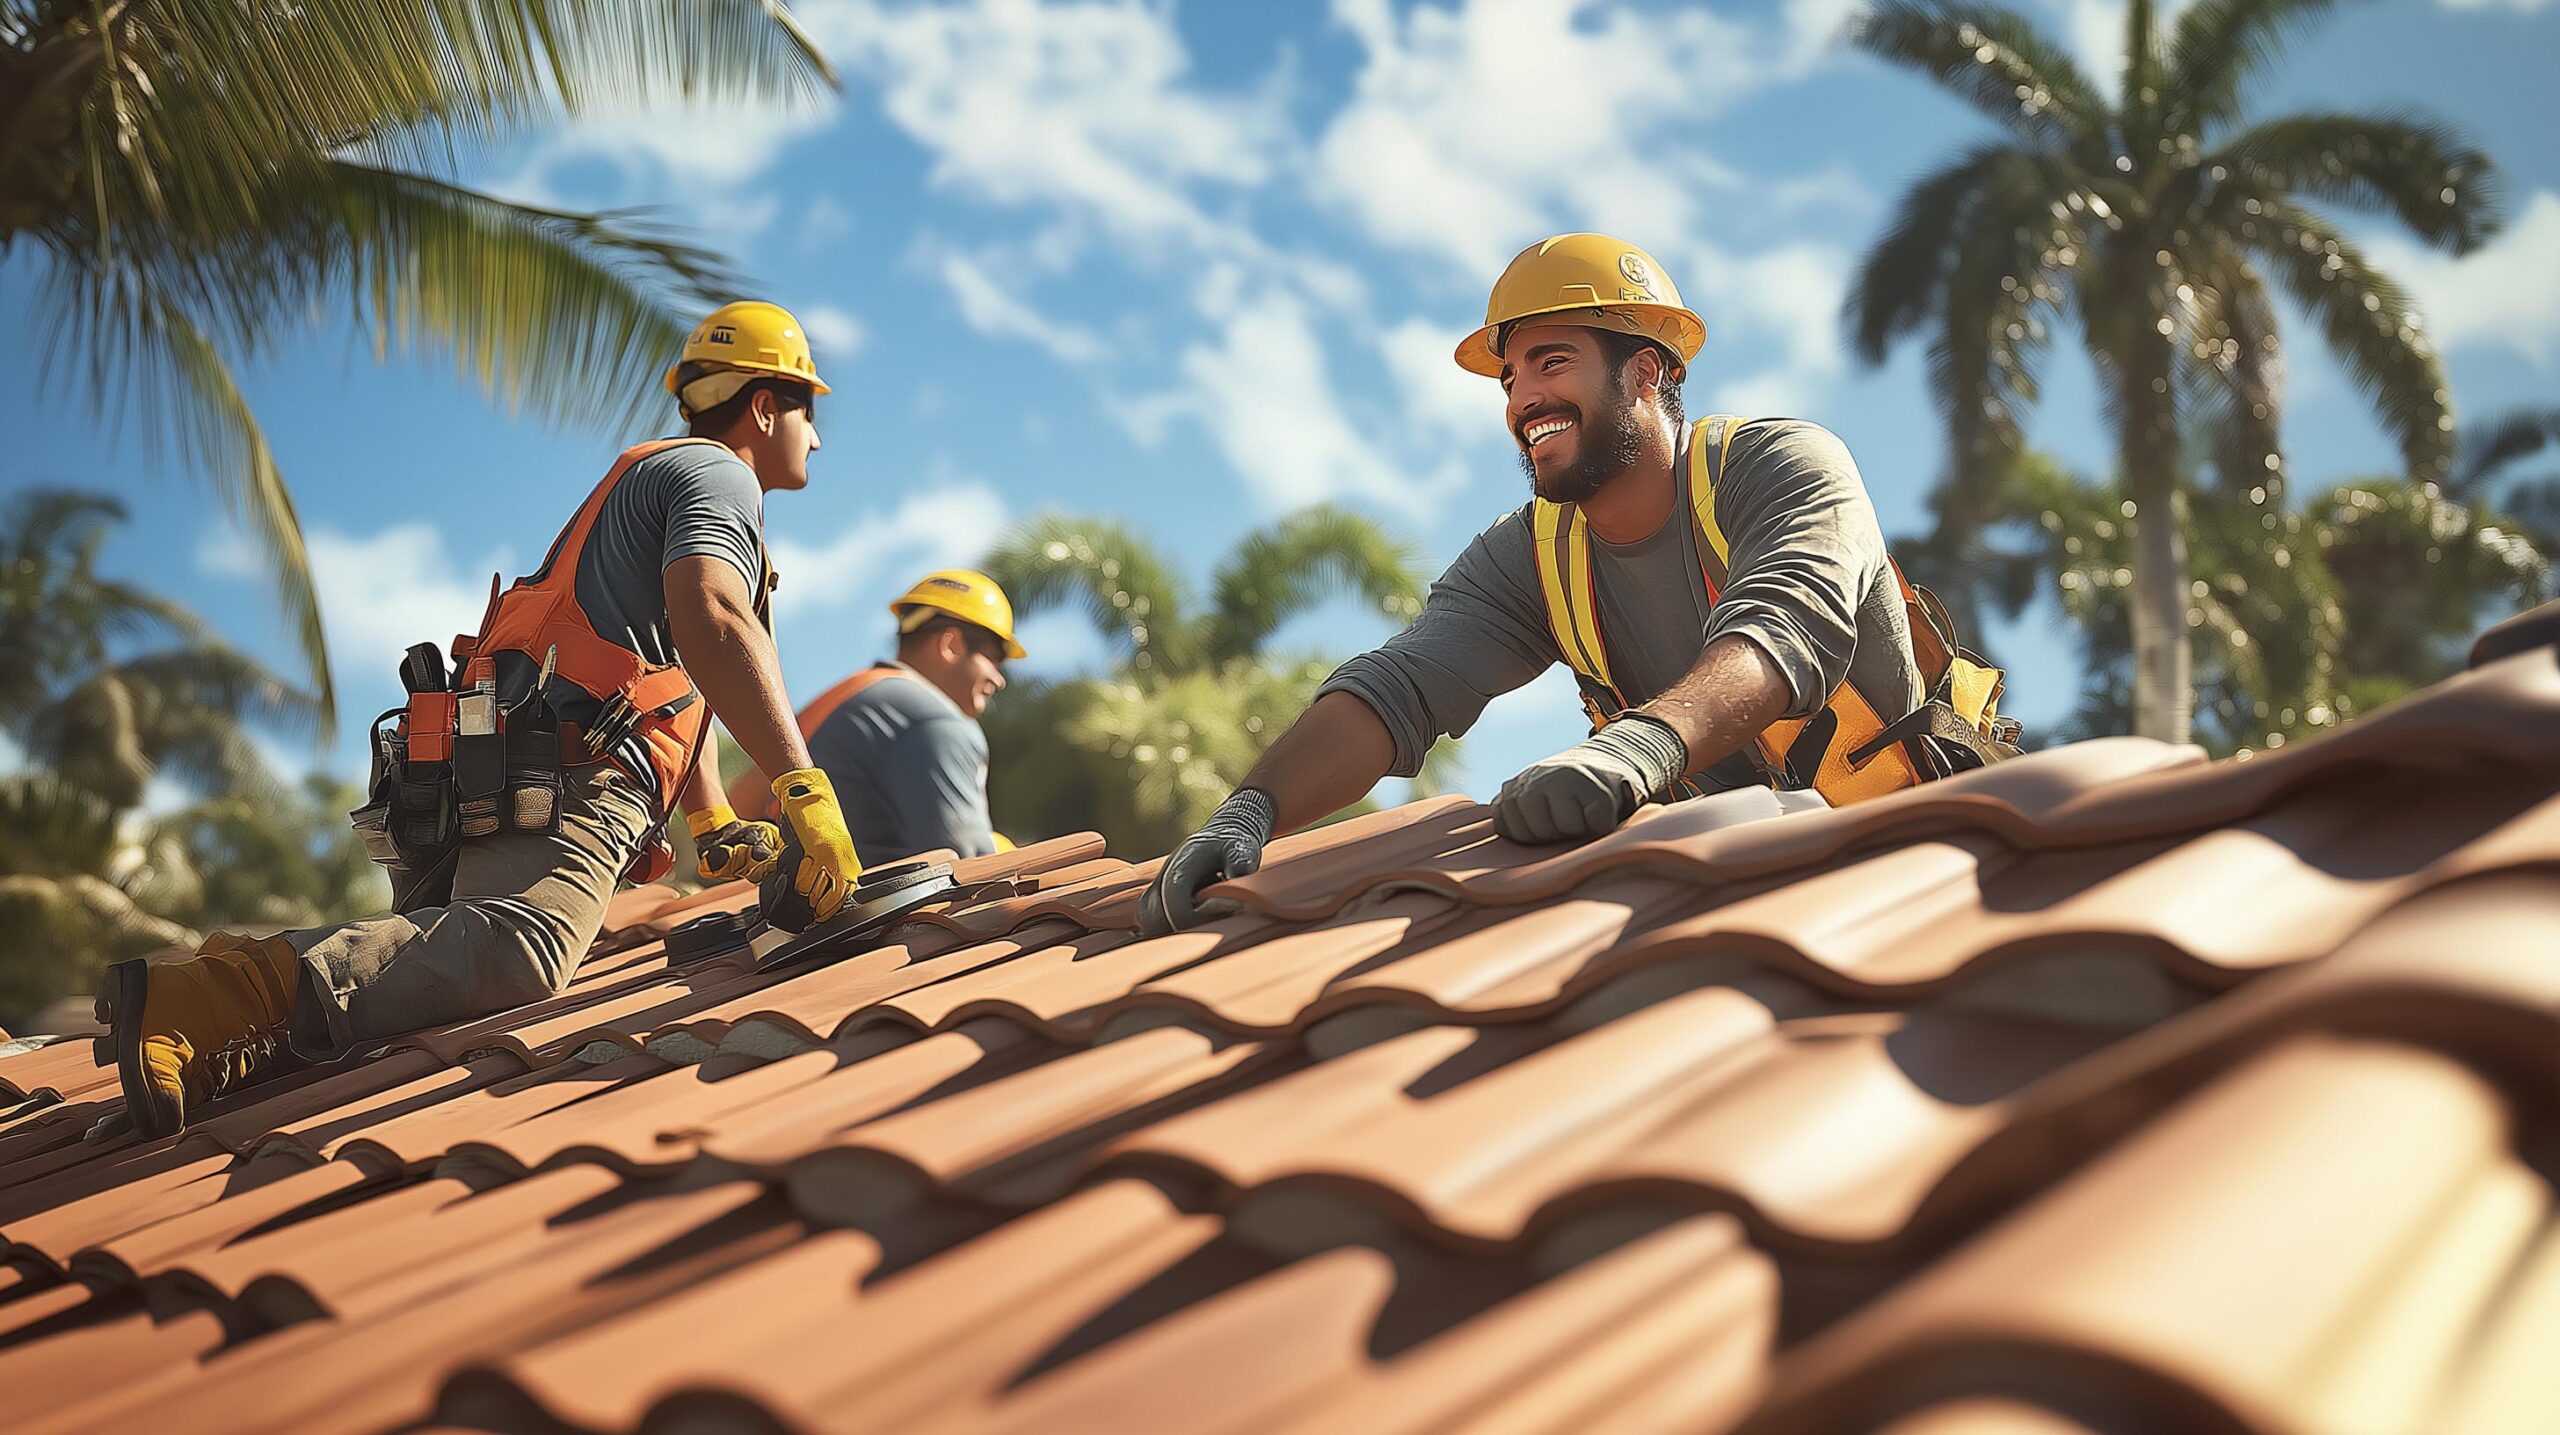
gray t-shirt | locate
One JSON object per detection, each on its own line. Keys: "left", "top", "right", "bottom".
{"left": 806, "top": 665, "right": 997, "bottom": 861}
{"left": 519, "top": 440, "right": 766, "bottom": 777}
{"left": 1318, "top": 418, "right": 1920, "bottom": 791}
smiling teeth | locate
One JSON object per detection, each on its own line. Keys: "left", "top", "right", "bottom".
{"left": 1525, "top": 419, "right": 1573, "bottom": 444}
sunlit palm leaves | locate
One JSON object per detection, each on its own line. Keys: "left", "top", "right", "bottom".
{"left": 1, "top": 0, "right": 837, "bottom": 722}
{"left": 978, "top": 507, "right": 1438, "bottom": 856}
{"left": 1848, "top": 0, "right": 2502, "bottom": 741}
{"left": 1986, "top": 452, "right": 2544, "bottom": 754}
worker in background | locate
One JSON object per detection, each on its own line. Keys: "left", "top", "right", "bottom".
{"left": 96, "top": 301, "right": 869, "bottom": 1138}
{"left": 1140, "top": 234, "right": 2018, "bottom": 933}
{"left": 728, "top": 570, "right": 1021, "bottom": 862}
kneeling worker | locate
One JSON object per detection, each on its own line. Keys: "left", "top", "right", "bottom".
{"left": 727, "top": 570, "right": 1021, "bottom": 862}
{"left": 1141, "top": 234, "right": 2017, "bottom": 933}
{"left": 99, "top": 301, "right": 868, "bottom": 1136}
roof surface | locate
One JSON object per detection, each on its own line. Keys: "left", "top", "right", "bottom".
{"left": 4, "top": 627, "right": 2559, "bottom": 1433}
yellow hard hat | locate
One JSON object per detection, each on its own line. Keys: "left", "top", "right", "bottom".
{"left": 663, "top": 300, "right": 831, "bottom": 398}
{"left": 1453, "top": 234, "right": 1706, "bottom": 378}
{"left": 891, "top": 569, "right": 1026, "bottom": 660}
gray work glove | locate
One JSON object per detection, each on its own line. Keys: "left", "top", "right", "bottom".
{"left": 1492, "top": 713, "right": 1690, "bottom": 844}
{"left": 1139, "top": 787, "right": 1278, "bottom": 936}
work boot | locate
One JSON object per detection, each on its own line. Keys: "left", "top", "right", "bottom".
{"left": 94, "top": 933, "right": 302, "bottom": 1138}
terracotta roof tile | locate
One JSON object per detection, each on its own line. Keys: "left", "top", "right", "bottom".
{"left": 0, "top": 637, "right": 2554, "bottom": 1431}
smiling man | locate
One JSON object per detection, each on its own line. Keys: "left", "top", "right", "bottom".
{"left": 1139, "top": 234, "right": 2017, "bottom": 934}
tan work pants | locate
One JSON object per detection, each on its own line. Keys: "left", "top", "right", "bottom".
{"left": 287, "top": 763, "right": 660, "bottom": 1057}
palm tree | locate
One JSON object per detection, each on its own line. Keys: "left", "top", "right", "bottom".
{"left": 0, "top": 488, "right": 315, "bottom": 808}
{"left": 0, "top": 487, "right": 331, "bottom": 1027}
{"left": 2452, "top": 406, "right": 2560, "bottom": 556}
{"left": 1847, "top": 0, "right": 2503, "bottom": 741}
{"left": 1989, "top": 450, "right": 2544, "bottom": 753}
{"left": 1, "top": 0, "right": 836, "bottom": 722}
{"left": 977, "top": 508, "right": 1445, "bottom": 857}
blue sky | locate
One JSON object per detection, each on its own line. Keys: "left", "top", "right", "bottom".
{"left": 4, "top": 0, "right": 2556, "bottom": 810}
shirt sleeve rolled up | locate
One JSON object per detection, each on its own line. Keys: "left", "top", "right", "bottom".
{"left": 1313, "top": 514, "right": 1560, "bottom": 778}
{"left": 1700, "top": 421, "right": 1889, "bottom": 719}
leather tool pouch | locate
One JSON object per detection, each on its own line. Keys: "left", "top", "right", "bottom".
{"left": 501, "top": 689, "right": 565, "bottom": 835}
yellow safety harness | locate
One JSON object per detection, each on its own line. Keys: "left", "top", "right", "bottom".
{"left": 1530, "top": 415, "right": 2022, "bottom": 806}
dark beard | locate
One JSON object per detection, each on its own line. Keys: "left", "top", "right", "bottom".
{"left": 1518, "top": 365, "right": 1649, "bottom": 504}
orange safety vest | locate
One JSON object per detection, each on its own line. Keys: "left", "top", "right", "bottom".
{"left": 453, "top": 438, "right": 767, "bottom": 815}
{"left": 723, "top": 664, "right": 912, "bottom": 821}
{"left": 1530, "top": 415, "right": 2017, "bottom": 807}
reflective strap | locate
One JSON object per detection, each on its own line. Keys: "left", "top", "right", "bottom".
{"left": 1531, "top": 499, "right": 1624, "bottom": 706}
{"left": 1689, "top": 414, "right": 1741, "bottom": 592}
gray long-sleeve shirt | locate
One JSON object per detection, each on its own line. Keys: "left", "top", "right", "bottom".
{"left": 1318, "top": 418, "right": 1921, "bottom": 791}
{"left": 805, "top": 665, "right": 997, "bottom": 861}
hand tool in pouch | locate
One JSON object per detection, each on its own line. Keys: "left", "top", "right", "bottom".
{"left": 454, "top": 672, "right": 504, "bottom": 838}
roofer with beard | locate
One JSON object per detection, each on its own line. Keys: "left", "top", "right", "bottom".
{"left": 1139, "top": 233, "right": 2019, "bottom": 934}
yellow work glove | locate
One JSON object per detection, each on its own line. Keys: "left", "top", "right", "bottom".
{"left": 764, "top": 767, "right": 865, "bottom": 932}
{"left": 687, "top": 804, "right": 782, "bottom": 883}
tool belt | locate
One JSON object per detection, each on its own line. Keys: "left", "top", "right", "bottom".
{"left": 348, "top": 640, "right": 588, "bottom": 913}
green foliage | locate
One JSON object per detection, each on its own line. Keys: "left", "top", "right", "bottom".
{"left": 0, "top": 489, "right": 371, "bottom": 1029}
{"left": 0, "top": 0, "right": 836, "bottom": 720}
{"left": 978, "top": 507, "right": 1441, "bottom": 857}
{"left": 1984, "top": 452, "right": 2546, "bottom": 755}
{"left": 1848, "top": 0, "right": 2504, "bottom": 742}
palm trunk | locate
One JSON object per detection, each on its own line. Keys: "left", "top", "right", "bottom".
{"left": 2117, "top": 321, "right": 2192, "bottom": 743}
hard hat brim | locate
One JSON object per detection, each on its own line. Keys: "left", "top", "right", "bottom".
{"left": 663, "top": 360, "right": 832, "bottom": 398}
{"left": 1453, "top": 303, "right": 1706, "bottom": 378}
{"left": 894, "top": 603, "right": 1027, "bottom": 660}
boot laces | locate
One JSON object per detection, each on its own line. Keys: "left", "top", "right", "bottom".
{"left": 199, "top": 1027, "right": 284, "bottom": 1100}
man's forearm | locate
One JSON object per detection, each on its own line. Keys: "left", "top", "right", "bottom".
{"left": 665, "top": 559, "right": 811, "bottom": 783}
{"left": 1634, "top": 634, "right": 1794, "bottom": 776}
{"left": 1238, "top": 690, "right": 1398, "bottom": 834}
{"left": 675, "top": 732, "right": 726, "bottom": 816}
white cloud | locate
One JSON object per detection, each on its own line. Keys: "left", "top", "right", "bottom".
{"left": 766, "top": 480, "right": 1009, "bottom": 620}
{"left": 1379, "top": 316, "right": 1500, "bottom": 441}
{"left": 939, "top": 252, "right": 1105, "bottom": 363}
{"left": 1312, "top": 0, "right": 1759, "bottom": 273}
{"left": 807, "top": 0, "right": 1281, "bottom": 246}
{"left": 1686, "top": 239, "right": 1855, "bottom": 415}
{"left": 801, "top": 304, "right": 868, "bottom": 360}
{"left": 2367, "top": 191, "right": 2560, "bottom": 365}
{"left": 304, "top": 525, "right": 517, "bottom": 685}
{"left": 1781, "top": 0, "right": 1869, "bottom": 71}
{"left": 1163, "top": 281, "right": 1463, "bottom": 518}
{"left": 503, "top": 92, "right": 838, "bottom": 202}
{"left": 800, "top": 197, "right": 856, "bottom": 253}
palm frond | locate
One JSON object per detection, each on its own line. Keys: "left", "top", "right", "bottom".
{"left": 35, "top": 261, "right": 335, "bottom": 723}
{"left": 23, "top": 646, "right": 314, "bottom": 808}
{"left": 0, "top": 771, "right": 124, "bottom": 879}
{"left": 981, "top": 514, "right": 1197, "bottom": 673}
{"left": 12, "top": 0, "right": 833, "bottom": 260}
{"left": 2210, "top": 111, "right": 2502, "bottom": 253}
{"left": 2166, "top": 0, "right": 2341, "bottom": 135}
{"left": 1846, "top": 142, "right": 2036, "bottom": 364}
{"left": 2243, "top": 201, "right": 2454, "bottom": 483}
{"left": 2453, "top": 406, "right": 2560, "bottom": 493}
{"left": 267, "top": 161, "right": 738, "bottom": 433}
{"left": 1848, "top": 1, "right": 2108, "bottom": 150}
{"left": 1204, "top": 505, "right": 1424, "bottom": 665}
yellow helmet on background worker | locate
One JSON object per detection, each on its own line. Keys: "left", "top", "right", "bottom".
{"left": 1453, "top": 234, "right": 1706, "bottom": 379}
{"left": 664, "top": 300, "right": 832, "bottom": 402}
{"left": 891, "top": 569, "right": 1027, "bottom": 660}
